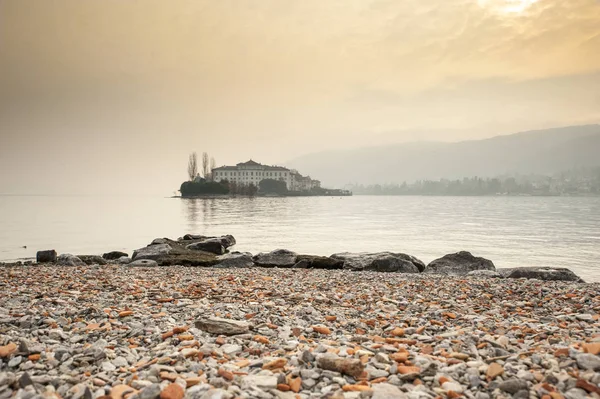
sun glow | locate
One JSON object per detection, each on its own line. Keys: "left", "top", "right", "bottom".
{"left": 478, "top": 0, "right": 539, "bottom": 14}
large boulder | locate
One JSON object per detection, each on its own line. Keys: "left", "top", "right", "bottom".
{"left": 252, "top": 249, "right": 298, "bottom": 267}
{"left": 253, "top": 249, "right": 298, "bottom": 267}
{"left": 102, "top": 251, "right": 128, "bottom": 260}
{"left": 424, "top": 251, "right": 495, "bottom": 275}
{"left": 186, "top": 239, "right": 225, "bottom": 255}
{"left": 57, "top": 254, "right": 86, "bottom": 267}
{"left": 181, "top": 234, "right": 236, "bottom": 249}
{"left": 295, "top": 255, "right": 344, "bottom": 270}
{"left": 498, "top": 267, "right": 584, "bottom": 282}
{"left": 132, "top": 243, "right": 172, "bottom": 261}
{"left": 36, "top": 250, "right": 57, "bottom": 263}
{"left": 131, "top": 238, "right": 219, "bottom": 266}
{"left": 77, "top": 255, "right": 108, "bottom": 266}
{"left": 330, "top": 252, "right": 424, "bottom": 273}
{"left": 216, "top": 252, "right": 254, "bottom": 268}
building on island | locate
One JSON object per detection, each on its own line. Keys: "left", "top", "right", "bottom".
{"left": 212, "top": 160, "right": 320, "bottom": 192}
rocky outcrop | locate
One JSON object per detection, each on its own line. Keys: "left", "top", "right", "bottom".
{"left": 216, "top": 252, "right": 254, "bottom": 268}
{"left": 131, "top": 238, "right": 220, "bottom": 267}
{"left": 424, "top": 251, "right": 495, "bottom": 275}
{"left": 498, "top": 267, "right": 584, "bottom": 282}
{"left": 186, "top": 239, "right": 225, "bottom": 255}
{"left": 102, "top": 251, "right": 128, "bottom": 260}
{"left": 77, "top": 255, "right": 107, "bottom": 266}
{"left": 36, "top": 250, "right": 57, "bottom": 263}
{"left": 180, "top": 234, "right": 236, "bottom": 248}
{"left": 330, "top": 252, "right": 424, "bottom": 273}
{"left": 132, "top": 243, "right": 172, "bottom": 261}
{"left": 253, "top": 249, "right": 298, "bottom": 267}
{"left": 57, "top": 254, "right": 86, "bottom": 267}
{"left": 295, "top": 255, "right": 344, "bottom": 270}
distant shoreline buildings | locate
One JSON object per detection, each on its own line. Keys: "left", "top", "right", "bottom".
{"left": 211, "top": 160, "right": 321, "bottom": 192}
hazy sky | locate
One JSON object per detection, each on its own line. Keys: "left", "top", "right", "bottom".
{"left": 1, "top": 0, "right": 599, "bottom": 194}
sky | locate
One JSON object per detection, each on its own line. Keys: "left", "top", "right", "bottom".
{"left": 1, "top": 0, "right": 599, "bottom": 195}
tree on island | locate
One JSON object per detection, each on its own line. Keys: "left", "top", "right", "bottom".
{"left": 187, "top": 152, "right": 198, "bottom": 181}
{"left": 259, "top": 178, "right": 288, "bottom": 195}
{"left": 202, "top": 152, "right": 210, "bottom": 178}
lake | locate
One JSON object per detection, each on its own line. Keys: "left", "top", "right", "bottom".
{"left": 1, "top": 195, "right": 599, "bottom": 282}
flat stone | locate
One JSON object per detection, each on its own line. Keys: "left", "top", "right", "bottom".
{"left": 195, "top": 317, "right": 250, "bottom": 335}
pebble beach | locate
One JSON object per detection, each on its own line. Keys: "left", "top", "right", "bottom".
{"left": 1, "top": 265, "right": 599, "bottom": 399}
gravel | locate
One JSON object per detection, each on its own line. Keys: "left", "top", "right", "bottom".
{"left": 0, "top": 265, "right": 599, "bottom": 399}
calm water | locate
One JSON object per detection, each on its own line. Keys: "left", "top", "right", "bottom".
{"left": 0, "top": 195, "right": 599, "bottom": 282}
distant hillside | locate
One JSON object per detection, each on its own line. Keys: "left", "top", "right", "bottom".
{"left": 286, "top": 125, "right": 600, "bottom": 187}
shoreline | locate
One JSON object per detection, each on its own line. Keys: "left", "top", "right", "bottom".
{"left": 0, "top": 266, "right": 598, "bottom": 399}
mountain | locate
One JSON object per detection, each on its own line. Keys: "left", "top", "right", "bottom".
{"left": 286, "top": 125, "right": 600, "bottom": 187}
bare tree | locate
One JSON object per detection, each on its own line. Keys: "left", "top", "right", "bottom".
{"left": 202, "top": 152, "right": 209, "bottom": 178}
{"left": 188, "top": 152, "right": 198, "bottom": 181}
{"left": 209, "top": 157, "right": 216, "bottom": 181}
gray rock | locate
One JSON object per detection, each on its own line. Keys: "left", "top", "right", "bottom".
{"left": 128, "top": 259, "right": 159, "bottom": 267}
{"left": 138, "top": 384, "right": 161, "bottom": 399}
{"left": 215, "top": 252, "right": 254, "bottom": 268}
{"left": 186, "top": 239, "right": 225, "bottom": 255}
{"left": 195, "top": 317, "right": 250, "bottom": 335}
{"left": 295, "top": 255, "right": 344, "bottom": 270}
{"left": 424, "top": 251, "right": 495, "bottom": 275}
{"left": 57, "top": 254, "right": 86, "bottom": 267}
{"left": 199, "top": 389, "right": 232, "bottom": 399}
{"left": 8, "top": 356, "right": 22, "bottom": 368}
{"left": 576, "top": 353, "right": 600, "bottom": 371}
{"left": 371, "top": 383, "right": 408, "bottom": 398}
{"left": 253, "top": 249, "right": 298, "bottom": 267}
{"left": 102, "top": 251, "right": 128, "bottom": 260}
{"left": 117, "top": 256, "right": 132, "bottom": 265}
{"left": 132, "top": 243, "right": 172, "bottom": 261}
{"left": 36, "top": 250, "right": 57, "bottom": 263}
{"left": 77, "top": 255, "right": 107, "bottom": 266}
{"left": 498, "top": 379, "right": 528, "bottom": 394}
{"left": 498, "top": 267, "right": 585, "bottom": 282}
{"left": 330, "top": 252, "right": 424, "bottom": 273}
{"left": 241, "top": 375, "right": 277, "bottom": 389}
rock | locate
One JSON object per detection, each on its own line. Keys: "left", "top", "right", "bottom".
{"left": 316, "top": 354, "right": 365, "bottom": 377}
{"left": 486, "top": 362, "right": 504, "bottom": 379}
{"left": 330, "top": 252, "right": 424, "bottom": 273}
{"left": 215, "top": 252, "right": 254, "bottom": 268}
{"left": 423, "top": 251, "right": 495, "bottom": 275}
{"left": 576, "top": 353, "right": 600, "bottom": 371}
{"left": 498, "top": 379, "right": 528, "bottom": 394}
{"left": 182, "top": 234, "right": 236, "bottom": 248}
{"left": 128, "top": 259, "right": 159, "bottom": 267}
{"left": 36, "top": 250, "right": 57, "bottom": 263}
{"left": 241, "top": 375, "right": 278, "bottom": 389}
{"left": 102, "top": 251, "right": 128, "bottom": 260}
{"left": 295, "top": 255, "right": 344, "bottom": 270}
{"left": 77, "top": 255, "right": 108, "bottom": 266}
{"left": 467, "top": 270, "right": 501, "bottom": 278}
{"left": 0, "top": 343, "right": 17, "bottom": 358}
{"left": 253, "top": 249, "right": 298, "bottom": 267}
{"left": 195, "top": 317, "right": 250, "bottom": 335}
{"left": 138, "top": 384, "right": 161, "bottom": 399}
{"left": 498, "top": 267, "right": 585, "bottom": 282}
{"left": 57, "top": 254, "right": 86, "bottom": 266}
{"left": 117, "top": 256, "right": 132, "bottom": 265}
{"left": 159, "top": 383, "right": 184, "bottom": 399}
{"left": 372, "top": 383, "right": 408, "bottom": 399}
{"left": 186, "top": 239, "right": 225, "bottom": 255}
{"left": 132, "top": 244, "right": 172, "bottom": 261}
